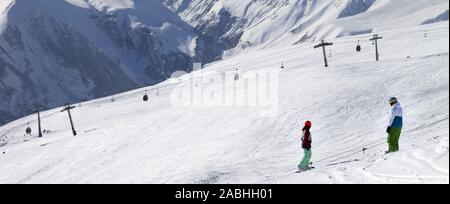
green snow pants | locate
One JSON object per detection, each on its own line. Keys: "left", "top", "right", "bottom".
{"left": 387, "top": 128, "right": 402, "bottom": 152}
{"left": 299, "top": 149, "right": 312, "bottom": 170}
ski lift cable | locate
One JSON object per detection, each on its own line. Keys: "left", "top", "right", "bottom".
{"left": 382, "top": 32, "right": 448, "bottom": 39}
{"left": 333, "top": 32, "right": 449, "bottom": 45}
{"left": 207, "top": 29, "right": 448, "bottom": 73}
{"left": 335, "top": 27, "right": 448, "bottom": 41}
{"left": 93, "top": 81, "right": 179, "bottom": 104}
{"left": 29, "top": 27, "right": 448, "bottom": 112}
{"left": 55, "top": 28, "right": 450, "bottom": 105}
{"left": 123, "top": 26, "right": 448, "bottom": 80}
{"left": 333, "top": 29, "right": 448, "bottom": 44}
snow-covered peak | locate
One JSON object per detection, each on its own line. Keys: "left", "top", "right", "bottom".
{"left": 0, "top": 0, "right": 14, "bottom": 34}
{"left": 86, "top": 0, "right": 191, "bottom": 29}
{"left": 161, "top": 0, "right": 449, "bottom": 55}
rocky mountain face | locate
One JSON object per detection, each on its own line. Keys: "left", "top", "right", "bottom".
{"left": 0, "top": 0, "right": 222, "bottom": 125}
{"left": 160, "top": 0, "right": 378, "bottom": 54}
{"left": 160, "top": 0, "right": 448, "bottom": 55}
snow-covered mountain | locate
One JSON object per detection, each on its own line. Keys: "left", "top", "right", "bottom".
{"left": 0, "top": 0, "right": 449, "bottom": 126}
{"left": 0, "top": 21, "right": 448, "bottom": 184}
{"left": 161, "top": 0, "right": 449, "bottom": 56}
{"left": 0, "top": 0, "right": 222, "bottom": 125}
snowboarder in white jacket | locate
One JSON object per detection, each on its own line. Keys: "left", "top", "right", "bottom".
{"left": 386, "top": 97, "right": 403, "bottom": 153}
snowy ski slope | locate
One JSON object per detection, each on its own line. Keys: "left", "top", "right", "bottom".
{"left": 0, "top": 21, "right": 448, "bottom": 184}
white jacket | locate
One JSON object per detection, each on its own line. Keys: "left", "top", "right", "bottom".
{"left": 388, "top": 103, "right": 403, "bottom": 128}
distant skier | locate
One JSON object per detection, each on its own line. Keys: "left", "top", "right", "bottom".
{"left": 386, "top": 97, "right": 403, "bottom": 153}
{"left": 297, "top": 121, "right": 313, "bottom": 173}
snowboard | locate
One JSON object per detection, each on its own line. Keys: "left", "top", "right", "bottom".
{"left": 295, "top": 167, "right": 315, "bottom": 173}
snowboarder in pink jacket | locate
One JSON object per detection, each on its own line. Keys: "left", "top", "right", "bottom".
{"left": 298, "top": 121, "right": 313, "bottom": 172}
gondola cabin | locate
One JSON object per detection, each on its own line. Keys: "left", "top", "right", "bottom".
{"left": 143, "top": 94, "right": 149, "bottom": 102}
{"left": 26, "top": 127, "right": 32, "bottom": 135}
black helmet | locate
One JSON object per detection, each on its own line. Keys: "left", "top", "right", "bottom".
{"left": 389, "top": 97, "right": 398, "bottom": 104}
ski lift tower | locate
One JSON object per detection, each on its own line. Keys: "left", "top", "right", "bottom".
{"left": 35, "top": 106, "right": 43, "bottom": 137}
{"left": 370, "top": 34, "right": 383, "bottom": 61}
{"left": 61, "top": 103, "right": 77, "bottom": 136}
{"left": 314, "top": 40, "right": 334, "bottom": 67}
